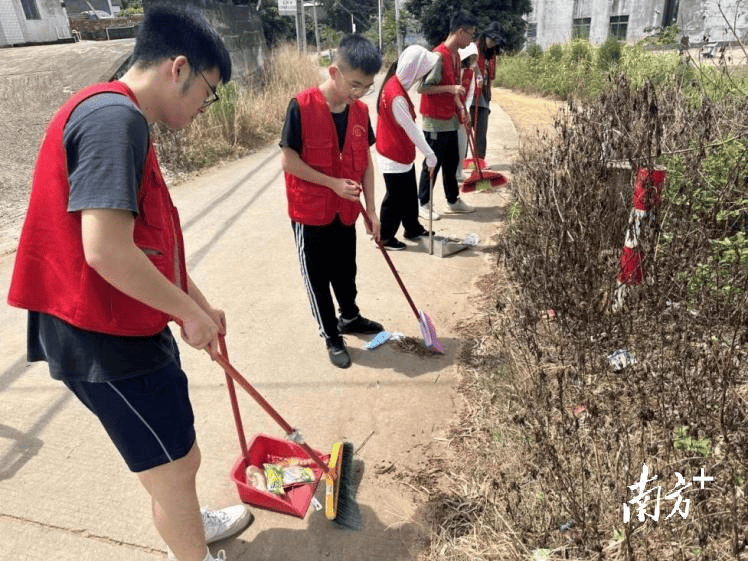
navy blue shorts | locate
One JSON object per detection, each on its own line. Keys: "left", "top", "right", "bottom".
{"left": 63, "top": 360, "right": 196, "bottom": 473}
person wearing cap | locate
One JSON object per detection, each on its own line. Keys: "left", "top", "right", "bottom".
{"left": 416, "top": 10, "right": 479, "bottom": 220}
{"left": 375, "top": 45, "right": 439, "bottom": 250}
{"left": 456, "top": 42, "right": 480, "bottom": 182}
{"left": 470, "top": 21, "right": 503, "bottom": 162}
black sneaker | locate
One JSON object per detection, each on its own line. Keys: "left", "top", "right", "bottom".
{"left": 404, "top": 228, "right": 434, "bottom": 240}
{"left": 337, "top": 315, "right": 384, "bottom": 335}
{"left": 382, "top": 238, "right": 406, "bottom": 251}
{"left": 326, "top": 338, "right": 351, "bottom": 368}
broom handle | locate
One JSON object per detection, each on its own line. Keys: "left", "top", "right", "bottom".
{"left": 358, "top": 203, "right": 420, "bottom": 320}
{"left": 472, "top": 74, "right": 480, "bottom": 140}
{"left": 220, "top": 336, "right": 250, "bottom": 464}
{"left": 213, "top": 342, "right": 332, "bottom": 475}
{"left": 459, "top": 99, "right": 486, "bottom": 181}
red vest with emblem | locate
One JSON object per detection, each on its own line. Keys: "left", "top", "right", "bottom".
{"left": 419, "top": 42, "right": 459, "bottom": 120}
{"left": 285, "top": 86, "right": 368, "bottom": 226}
{"left": 7, "top": 81, "right": 188, "bottom": 336}
{"left": 376, "top": 76, "right": 416, "bottom": 165}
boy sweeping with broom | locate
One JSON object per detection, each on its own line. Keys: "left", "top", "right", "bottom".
{"left": 280, "top": 34, "right": 384, "bottom": 369}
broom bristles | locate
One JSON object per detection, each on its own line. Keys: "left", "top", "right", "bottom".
{"left": 331, "top": 441, "right": 362, "bottom": 529}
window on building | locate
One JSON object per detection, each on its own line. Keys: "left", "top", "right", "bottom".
{"left": 20, "top": 0, "right": 41, "bottom": 20}
{"left": 572, "top": 17, "right": 591, "bottom": 40}
{"left": 526, "top": 22, "right": 537, "bottom": 45}
{"left": 609, "top": 15, "right": 629, "bottom": 40}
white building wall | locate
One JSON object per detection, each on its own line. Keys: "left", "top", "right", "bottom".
{"left": 528, "top": 0, "right": 575, "bottom": 47}
{"left": 0, "top": 0, "right": 71, "bottom": 46}
{"left": 678, "top": 0, "right": 748, "bottom": 43}
{"left": 528, "top": 0, "right": 748, "bottom": 48}
{"left": 22, "top": 0, "right": 72, "bottom": 43}
{"left": 0, "top": 0, "right": 25, "bottom": 45}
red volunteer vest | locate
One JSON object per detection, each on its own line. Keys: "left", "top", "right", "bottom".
{"left": 285, "top": 86, "right": 368, "bottom": 226}
{"left": 459, "top": 67, "right": 474, "bottom": 105}
{"left": 419, "top": 42, "right": 459, "bottom": 120}
{"left": 8, "top": 81, "right": 188, "bottom": 336}
{"left": 376, "top": 76, "right": 416, "bottom": 165}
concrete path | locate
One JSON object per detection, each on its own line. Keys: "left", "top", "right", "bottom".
{"left": 0, "top": 74, "right": 517, "bottom": 560}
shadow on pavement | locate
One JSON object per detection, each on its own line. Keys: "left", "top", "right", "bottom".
{"left": 222, "top": 503, "right": 422, "bottom": 561}
{"left": 346, "top": 337, "right": 459, "bottom": 378}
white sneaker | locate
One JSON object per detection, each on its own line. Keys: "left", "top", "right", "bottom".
{"left": 202, "top": 506, "right": 253, "bottom": 543}
{"left": 444, "top": 198, "right": 475, "bottom": 214}
{"left": 166, "top": 506, "right": 252, "bottom": 560}
{"left": 418, "top": 204, "right": 441, "bottom": 221}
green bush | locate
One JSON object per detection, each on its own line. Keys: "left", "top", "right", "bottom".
{"left": 598, "top": 36, "right": 623, "bottom": 70}
{"left": 547, "top": 43, "right": 563, "bottom": 62}
{"left": 526, "top": 43, "right": 543, "bottom": 59}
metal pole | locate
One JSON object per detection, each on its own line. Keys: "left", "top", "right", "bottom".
{"left": 300, "top": 0, "right": 307, "bottom": 54}
{"left": 395, "top": 0, "right": 402, "bottom": 54}
{"left": 295, "top": 0, "right": 301, "bottom": 52}
{"left": 313, "top": 1, "right": 320, "bottom": 52}
{"left": 378, "top": 0, "right": 382, "bottom": 52}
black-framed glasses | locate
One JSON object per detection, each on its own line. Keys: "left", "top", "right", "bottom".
{"left": 199, "top": 70, "right": 220, "bottom": 109}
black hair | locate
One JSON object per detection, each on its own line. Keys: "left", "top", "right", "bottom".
{"left": 461, "top": 55, "right": 476, "bottom": 69}
{"left": 335, "top": 34, "right": 382, "bottom": 76}
{"left": 132, "top": 3, "right": 232, "bottom": 83}
{"left": 376, "top": 60, "right": 398, "bottom": 114}
{"left": 449, "top": 10, "right": 478, "bottom": 33}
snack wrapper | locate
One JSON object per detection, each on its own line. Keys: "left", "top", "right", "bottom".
{"left": 282, "top": 465, "right": 315, "bottom": 486}
{"left": 263, "top": 463, "right": 285, "bottom": 495}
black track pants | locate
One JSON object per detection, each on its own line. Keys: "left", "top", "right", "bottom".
{"left": 292, "top": 216, "right": 359, "bottom": 341}
{"left": 417, "top": 129, "right": 460, "bottom": 206}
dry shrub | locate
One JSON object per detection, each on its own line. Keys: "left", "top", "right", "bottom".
{"left": 419, "top": 75, "right": 748, "bottom": 561}
{"left": 153, "top": 43, "right": 322, "bottom": 174}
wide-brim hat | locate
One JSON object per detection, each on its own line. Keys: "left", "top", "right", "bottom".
{"left": 483, "top": 21, "right": 503, "bottom": 42}
{"left": 458, "top": 42, "right": 479, "bottom": 61}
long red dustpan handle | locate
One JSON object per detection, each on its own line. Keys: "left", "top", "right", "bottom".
{"left": 357, "top": 203, "right": 419, "bottom": 320}
{"left": 215, "top": 335, "right": 332, "bottom": 476}
{"left": 221, "top": 335, "right": 249, "bottom": 463}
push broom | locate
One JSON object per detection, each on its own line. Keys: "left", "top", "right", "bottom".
{"left": 215, "top": 335, "right": 361, "bottom": 529}
{"left": 358, "top": 203, "right": 444, "bottom": 353}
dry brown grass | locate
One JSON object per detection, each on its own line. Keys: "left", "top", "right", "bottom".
{"left": 412, "top": 77, "right": 748, "bottom": 561}
{"left": 153, "top": 44, "right": 322, "bottom": 176}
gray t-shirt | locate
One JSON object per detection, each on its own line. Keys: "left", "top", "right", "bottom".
{"left": 27, "top": 93, "right": 179, "bottom": 382}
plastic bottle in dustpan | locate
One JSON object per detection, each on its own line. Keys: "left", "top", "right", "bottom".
{"left": 230, "top": 433, "right": 329, "bottom": 518}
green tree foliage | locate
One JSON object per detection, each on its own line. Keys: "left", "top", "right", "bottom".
{"left": 258, "top": 2, "right": 296, "bottom": 47}
{"left": 405, "top": 0, "right": 531, "bottom": 50}
{"left": 320, "top": 0, "right": 379, "bottom": 34}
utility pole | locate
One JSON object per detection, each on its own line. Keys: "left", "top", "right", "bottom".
{"left": 378, "top": 0, "right": 382, "bottom": 52}
{"left": 312, "top": 1, "right": 320, "bottom": 52}
{"left": 395, "top": 0, "right": 402, "bottom": 54}
{"left": 296, "top": 0, "right": 307, "bottom": 54}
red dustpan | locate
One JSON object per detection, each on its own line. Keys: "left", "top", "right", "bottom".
{"left": 230, "top": 434, "right": 327, "bottom": 518}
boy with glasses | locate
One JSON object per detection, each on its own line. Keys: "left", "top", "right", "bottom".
{"left": 280, "top": 34, "right": 383, "bottom": 368}
{"left": 417, "top": 10, "right": 479, "bottom": 219}
{"left": 8, "top": 5, "right": 250, "bottom": 561}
